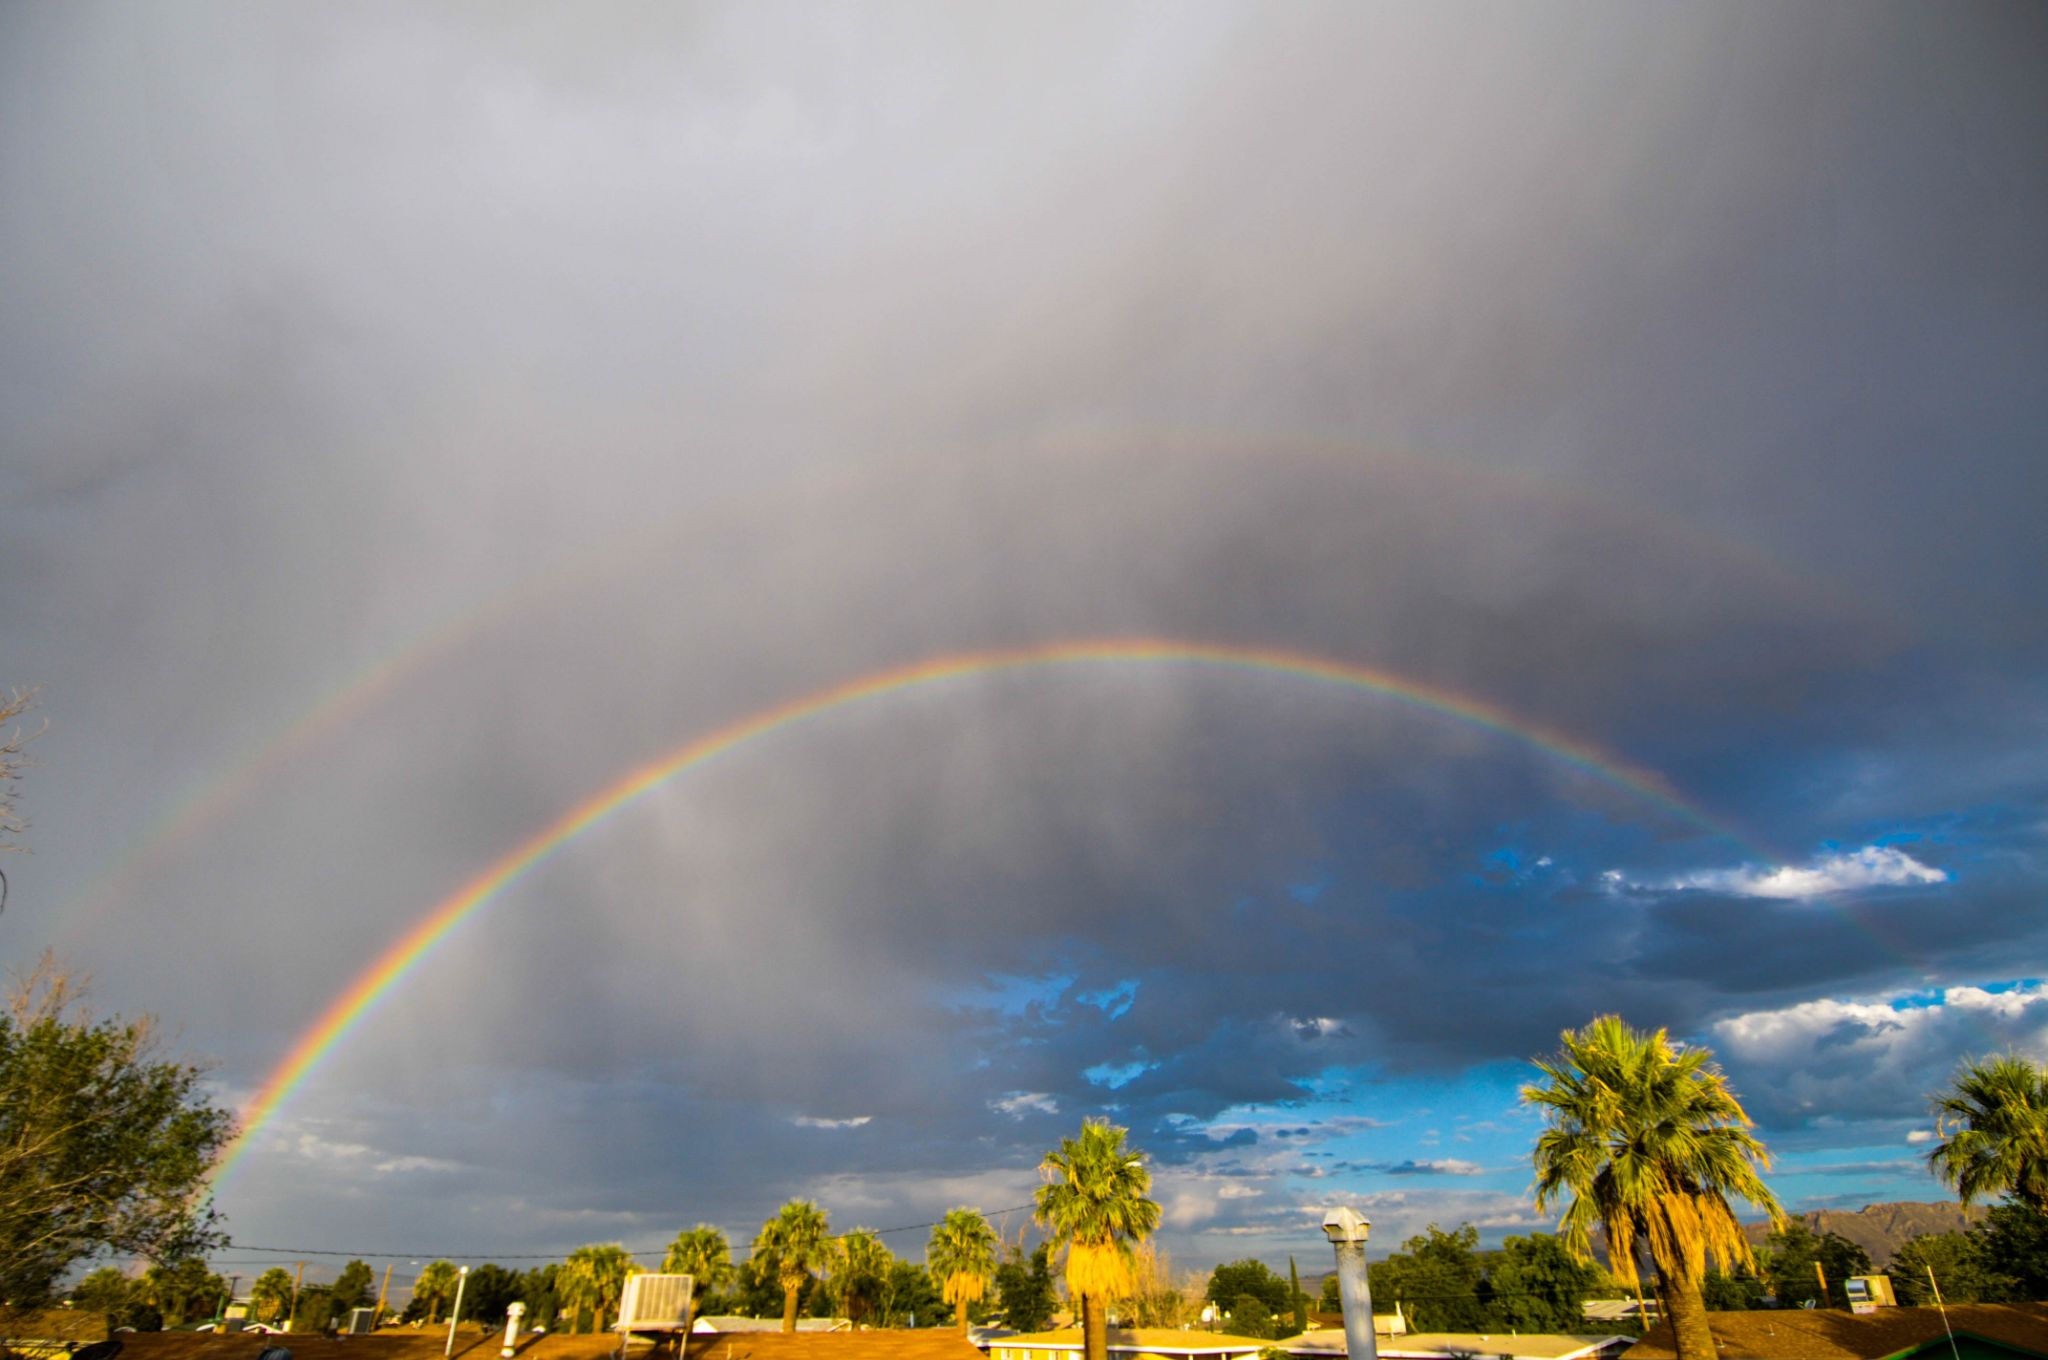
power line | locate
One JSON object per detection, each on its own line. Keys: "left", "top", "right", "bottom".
{"left": 219, "top": 1203, "right": 1041, "bottom": 1263}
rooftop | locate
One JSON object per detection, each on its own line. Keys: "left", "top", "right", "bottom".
{"left": 1620, "top": 1305, "right": 2048, "bottom": 1360}
{"left": 1283, "top": 1328, "right": 1633, "bottom": 1359}
{"left": 60, "top": 1328, "right": 982, "bottom": 1360}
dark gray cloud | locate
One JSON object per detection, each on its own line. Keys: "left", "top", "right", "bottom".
{"left": 2, "top": 0, "right": 2044, "bottom": 1272}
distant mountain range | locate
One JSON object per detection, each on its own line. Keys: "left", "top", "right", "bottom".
{"left": 1745, "top": 1201, "right": 1986, "bottom": 1266}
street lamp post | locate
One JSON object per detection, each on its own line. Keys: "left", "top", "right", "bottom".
{"left": 1323, "top": 1207, "right": 1378, "bottom": 1360}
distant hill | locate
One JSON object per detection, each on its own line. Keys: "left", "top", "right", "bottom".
{"left": 1743, "top": 1201, "right": 1986, "bottom": 1266}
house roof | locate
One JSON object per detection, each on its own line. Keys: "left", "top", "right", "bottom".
{"left": 678, "top": 1331, "right": 983, "bottom": 1359}
{"left": 1620, "top": 1304, "right": 2048, "bottom": 1360}
{"left": 693, "top": 1317, "right": 851, "bottom": 1333}
{"left": 1280, "top": 1327, "right": 1632, "bottom": 1359}
{"left": 992, "top": 1326, "right": 1274, "bottom": 1356}
{"left": 0, "top": 1308, "right": 109, "bottom": 1343}
{"left": 96, "top": 1328, "right": 980, "bottom": 1360}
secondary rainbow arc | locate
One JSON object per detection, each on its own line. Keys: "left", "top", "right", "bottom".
{"left": 209, "top": 637, "right": 1750, "bottom": 1189}
{"left": 60, "top": 430, "right": 1856, "bottom": 952}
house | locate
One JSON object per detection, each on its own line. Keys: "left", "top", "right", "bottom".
{"left": 675, "top": 1331, "right": 985, "bottom": 1359}
{"left": 982, "top": 1326, "right": 1276, "bottom": 1360}
{"left": 1279, "top": 1329, "right": 1634, "bottom": 1360}
{"left": 1302, "top": 1312, "right": 1409, "bottom": 1336}
{"left": 1619, "top": 1303, "right": 2048, "bottom": 1360}
{"left": 691, "top": 1316, "right": 852, "bottom": 1333}
{"left": 1583, "top": 1301, "right": 1658, "bottom": 1328}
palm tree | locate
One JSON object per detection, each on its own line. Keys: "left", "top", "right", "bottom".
{"left": 928, "top": 1207, "right": 999, "bottom": 1332}
{"left": 559, "top": 1244, "right": 639, "bottom": 1333}
{"left": 1929, "top": 1054, "right": 2048, "bottom": 1212}
{"left": 1522, "top": 1015, "right": 1781, "bottom": 1360}
{"left": 662, "top": 1224, "right": 735, "bottom": 1297}
{"left": 1035, "top": 1119, "right": 1161, "bottom": 1360}
{"left": 412, "top": 1260, "right": 460, "bottom": 1325}
{"left": 753, "top": 1199, "right": 832, "bottom": 1332}
{"left": 833, "top": 1229, "right": 893, "bottom": 1328}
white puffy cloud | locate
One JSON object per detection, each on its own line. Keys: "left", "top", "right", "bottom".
{"left": 991, "top": 1091, "right": 1059, "bottom": 1118}
{"left": 1658, "top": 846, "right": 1948, "bottom": 899}
{"left": 793, "top": 1114, "right": 872, "bottom": 1130}
{"left": 1712, "top": 983, "right": 2048, "bottom": 1124}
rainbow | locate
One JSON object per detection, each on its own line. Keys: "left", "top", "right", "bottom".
{"left": 61, "top": 431, "right": 1856, "bottom": 951}
{"left": 210, "top": 637, "right": 1753, "bottom": 1189}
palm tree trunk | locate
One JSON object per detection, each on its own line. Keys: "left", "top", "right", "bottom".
{"left": 1082, "top": 1293, "right": 1107, "bottom": 1360}
{"left": 782, "top": 1282, "right": 800, "bottom": 1333}
{"left": 956, "top": 1298, "right": 970, "bottom": 1331}
{"left": 1662, "top": 1270, "right": 1718, "bottom": 1360}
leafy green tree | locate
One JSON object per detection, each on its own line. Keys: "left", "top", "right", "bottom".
{"left": 461, "top": 1263, "right": 522, "bottom": 1323}
{"left": 73, "top": 1266, "right": 136, "bottom": 1327}
{"left": 0, "top": 961, "right": 234, "bottom": 1304}
{"left": 140, "top": 1257, "right": 228, "bottom": 1328}
{"left": 1763, "top": 1221, "right": 1870, "bottom": 1308}
{"left": 1289, "top": 1257, "right": 1308, "bottom": 1334}
{"left": 1207, "top": 1259, "right": 1290, "bottom": 1316}
{"left": 517, "top": 1264, "right": 561, "bottom": 1329}
{"left": 294, "top": 1283, "right": 337, "bottom": 1334}
{"left": 881, "top": 1259, "right": 944, "bottom": 1327}
{"left": 560, "top": 1244, "right": 638, "bottom": 1332}
{"left": 1929, "top": 1055, "right": 2048, "bottom": 1212}
{"left": 1975, "top": 1200, "right": 2048, "bottom": 1300}
{"left": 1318, "top": 1272, "right": 1340, "bottom": 1311}
{"left": 1229, "top": 1294, "right": 1275, "bottom": 1338}
{"left": 1888, "top": 1231, "right": 1997, "bottom": 1305}
{"left": 1371, "top": 1225, "right": 1486, "bottom": 1332}
{"left": 412, "top": 1260, "right": 461, "bottom": 1325}
{"left": 662, "top": 1224, "right": 734, "bottom": 1298}
{"left": 1523, "top": 1015, "right": 1780, "bottom": 1360}
{"left": 994, "top": 1242, "right": 1059, "bottom": 1332}
{"left": 251, "top": 1267, "right": 296, "bottom": 1325}
{"left": 330, "top": 1259, "right": 375, "bottom": 1316}
{"left": 1035, "top": 1119, "right": 1161, "bottom": 1360}
{"left": 928, "top": 1207, "right": 999, "bottom": 1332}
{"left": 1484, "top": 1232, "right": 1607, "bottom": 1332}
{"left": 753, "top": 1199, "right": 832, "bottom": 1332}
{"left": 1699, "top": 1267, "right": 1766, "bottom": 1311}
{"left": 727, "top": 1254, "right": 793, "bottom": 1319}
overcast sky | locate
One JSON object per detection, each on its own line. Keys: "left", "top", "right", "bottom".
{"left": 4, "top": 1, "right": 2046, "bottom": 1290}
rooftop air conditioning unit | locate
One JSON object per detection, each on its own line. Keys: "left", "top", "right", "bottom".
{"left": 616, "top": 1273, "right": 695, "bottom": 1340}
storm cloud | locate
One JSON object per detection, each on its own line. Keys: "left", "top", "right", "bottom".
{"left": 3, "top": 1, "right": 2045, "bottom": 1276}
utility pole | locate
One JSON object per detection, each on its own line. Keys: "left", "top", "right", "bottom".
{"left": 377, "top": 1264, "right": 395, "bottom": 1325}
{"left": 1813, "top": 1261, "right": 1830, "bottom": 1309}
{"left": 287, "top": 1261, "right": 306, "bottom": 1332}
